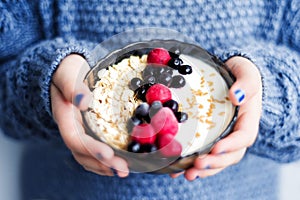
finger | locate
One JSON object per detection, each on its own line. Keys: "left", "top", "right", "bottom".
{"left": 169, "top": 154, "right": 208, "bottom": 178}
{"left": 198, "top": 168, "right": 225, "bottom": 178}
{"left": 193, "top": 148, "right": 247, "bottom": 169}
{"left": 169, "top": 171, "right": 184, "bottom": 178}
{"left": 52, "top": 54, "right": 92, "bottom": 110}
{"left": 210, "top": 118, "right": 256, "bottom": 154}
{"left": 184, "top": 167, "right": 224, "bottom": 180}
{"left": 196, "top": 168, "right": 224, "bottom": 178}
{"left": 225, "top": 56, "right": 262, "bottom": 105}
{"left": 73, "top": 152, "right": 114, "bottom": 176}
{"left": 51, "top": 84, "right": 114, "bottom": 161}
{"left": 83, "top": 167, "right": 112, "bottom": 177}
{"left": 210, "top": 98, "right": 260, "bottom": 154}
{"left": 108, "top": 156, "right": 130, "bottom": 178}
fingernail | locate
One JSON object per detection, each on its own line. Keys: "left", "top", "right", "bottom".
{"left": 234, "top": 89, "right": 245, "bottom": 103}
{"left": 110, "top": 167, "right": 118, "bottom": 176}
{"left": 74, "top": 94, "right": 84, "bottom": 106}
{"left": 204, "top": 165, "right": 211, "bottom": 170}
{"left": 96, "top": 153, "right": 103, "bottom": 160}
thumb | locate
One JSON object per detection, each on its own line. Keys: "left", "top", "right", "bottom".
{"left": 225, "top": 56, "right": 262, "bottom": 106}
{"left": 52, "top": 54, "right": 92, "bottom": 110}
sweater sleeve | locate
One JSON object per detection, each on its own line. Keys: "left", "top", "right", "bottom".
{"left": 0, "top": 38, "right": 97, "bottom": 140}
{"left": 0, "top": 0, "right": 99, "bottom": 140}
{"left": 247, "top": 43, "right": 300, "bottom": 163}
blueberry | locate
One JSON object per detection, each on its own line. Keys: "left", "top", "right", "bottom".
{"left": 149, "top": 101, "right": 163, "bottom": 118}
{"left": 144, "top": 75, "right": 156, "bottom": 84}
{"left": 126, "top": 116, "right": 142, "bottom": 133}
{"left": 130, "top": 77, "right": 143, "bottom": 90}
{"left": 164, "top": 67, "right": 174, "bottom": 75}
{"left": 168, "top": 58, "right": 183, "bottom": 70}
{"left": 143, "top": 115, "right": 151, "bottom": 123}
{"left": 141, "top": 143, "right": 158, "bottom": 153}
{"left": 142, "top": 65, "right": 155, "bottom": 79}
{"left": 153, "top": 67, "right": 173, "bottom": 76}
{"left": 163, "top": 99, "right": 179, "bottom": 112}
{"left": 178, "top": 65, "right": 192, "bottom": 75}
{"left": 170, "top": 75, "right": 186, "bottom": 88}
{"left": 133, "top": 103, "right": 151, "bottom": 123}
{"left": 134, "top": 103, "right": 150, "bottom": 118}
{"left": 135, "top": 87, "right": 147, "bottom": 101}
{"left": 158, "top": 72, "right": 172, "bottom": 86}
{"left": 127, "top": 141, "right": 142, "bottom": 153}
{"left": 174, "top": 112, "right": 188, "bottom": 123}
{"left": 168, "top": 51, "right": 180, "bottom": 59}
{"left": 134, "top": 83, "right": 153, "bottom": 101}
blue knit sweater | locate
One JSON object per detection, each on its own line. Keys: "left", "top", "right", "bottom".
{"left": 1, "top": 0, "right": 300, "bottom": 199}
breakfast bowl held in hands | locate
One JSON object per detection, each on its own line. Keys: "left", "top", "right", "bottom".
{"left": 81, "top": 39, "right": 238, "bottom": 174}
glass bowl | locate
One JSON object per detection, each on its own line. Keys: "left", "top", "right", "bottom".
{"left": 81, "top": 39, "right": 238, "bottom": 174}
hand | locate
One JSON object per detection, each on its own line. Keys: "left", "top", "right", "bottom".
{"left": 170, "top": 56, "right": 262, "bottom": 180}
{"left": 51, "top": 54, "right": 129, "bottom": 177}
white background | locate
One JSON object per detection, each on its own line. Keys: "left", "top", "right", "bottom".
{"left": 1, "top": 131, "right": 300, "bottom": 200}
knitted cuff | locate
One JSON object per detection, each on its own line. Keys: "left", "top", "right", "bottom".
{"left": 44, "top": 41, "right": 95, "bottom": 115}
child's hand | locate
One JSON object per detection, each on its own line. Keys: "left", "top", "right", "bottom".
{"left": 171, "top": 56, "right": 262, "bottom": 180}
{"left": 51, "top": 54, "right": 129, "bottom": 177}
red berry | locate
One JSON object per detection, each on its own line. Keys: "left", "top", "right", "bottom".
{"left": 145, "top": 84, "right": 172, "bottom": 104}
{"left": 147, "top": 48, "right": 171, "bottom": 65}
{"left": 150, "top": 107, "right": 178, "bottom": 136}
{"left": 131, "top": 124, "right": 156, "bottom": 144}
{"left": 157, "top": 133, "right": 182, "bottom": 157}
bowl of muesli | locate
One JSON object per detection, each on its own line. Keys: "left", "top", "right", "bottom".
{"left": 81, "top": 39, "right": 238, "bottom": 173}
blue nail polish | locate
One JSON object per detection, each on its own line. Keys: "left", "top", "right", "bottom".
{"left": 111, "top": 168, "right": 118, "bottom": 176}
{"left": 204, "top": 165, "right": 211, "bottom": 170}
{"left": 234, "top": 89, "right": 245, "bottom": 103}
{"left": 74, "top": 94, "right": 84, "bottom": 106}
{"left": 96, "top": 153, "right": 103, "bottom": 160}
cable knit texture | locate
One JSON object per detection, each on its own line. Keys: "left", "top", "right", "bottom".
{"left": 0, "top": 0, "right": 300, "bottom": 199}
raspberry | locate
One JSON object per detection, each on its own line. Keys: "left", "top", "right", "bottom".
{"left": 150, "top": 107, "right": 178, "bottom": 136}
{"left": 131, "top": 124, "right": 156, "bottom": 144}
{"left": 157, "top": 133, "right": 182, "bottom": 157}
{"left": 145, "top": 83, "right": 172, "bottom": 104}
{"left": 147, "top": 48, "right": 171, "bottom": 65}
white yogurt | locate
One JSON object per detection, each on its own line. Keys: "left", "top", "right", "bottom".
{"left": 174, "top": 54, "right": 235, "bottom": 156}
